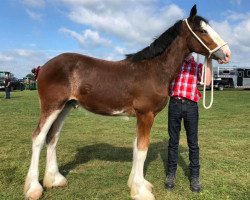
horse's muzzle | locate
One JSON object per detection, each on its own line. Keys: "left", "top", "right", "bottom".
{"left": 212, "top": 45, "right": 231, "bottom": 64}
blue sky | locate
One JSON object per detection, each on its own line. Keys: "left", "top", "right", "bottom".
{"left": 0, "top": 0, "right": 249, "bottom": 78}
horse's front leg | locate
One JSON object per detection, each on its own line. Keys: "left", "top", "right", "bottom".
{"left": 128, "top": 111, "right": 155, "bottom": 200}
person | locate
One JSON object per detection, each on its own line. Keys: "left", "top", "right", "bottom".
{"left": 4, "top": 74, "right": 11, "bottom": 99}
{"left": 165, "top": 53, "right": 212, "bottom": 192}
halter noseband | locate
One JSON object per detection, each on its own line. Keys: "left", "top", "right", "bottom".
{"left": 184, "top": 19, "right": 227, "bottom": 58}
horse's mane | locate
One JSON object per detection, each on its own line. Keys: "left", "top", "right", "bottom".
{"left": 125, "top": 20, "right": 182, "bottom": 62}
{"left": 125, "top": 15, "right": 208, "bottom": 62}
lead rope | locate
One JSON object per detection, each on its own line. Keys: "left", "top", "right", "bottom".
{"left": 185, "top": 19, "right": 227, "bottom": 109}
{"left": 200, "top": 56, "right": 214, "bottom": 109}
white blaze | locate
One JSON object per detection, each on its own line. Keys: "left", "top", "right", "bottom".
{"left": 201, "top": 21, "right": 226, "bottom": 47}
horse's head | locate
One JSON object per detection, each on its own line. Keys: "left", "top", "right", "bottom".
{"left": 185, "top": 5, "right": 231, "bottom": 64}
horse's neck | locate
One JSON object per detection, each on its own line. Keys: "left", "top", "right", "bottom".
{"left": 151, "top": 35, "right": 190, "bottom": 85}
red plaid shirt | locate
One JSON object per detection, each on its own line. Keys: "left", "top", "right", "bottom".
{"left": 170, "top": 56, "right": 203, "bottom": 102}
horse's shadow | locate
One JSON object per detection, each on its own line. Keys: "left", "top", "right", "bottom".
{"left": 60, "top": 141, "right": 190, "bottom": 178}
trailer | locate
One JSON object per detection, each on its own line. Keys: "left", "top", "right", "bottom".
{"left": 213, "top": 67, "right": 250, "bottom": 90}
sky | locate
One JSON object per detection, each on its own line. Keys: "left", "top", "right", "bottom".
{"left": 0, "top": 0, "right": 250, "bottom": 78}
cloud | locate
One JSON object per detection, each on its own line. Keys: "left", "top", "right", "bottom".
{"left": 25, "top": 9, "right": 43, "bottom": 20}
{"left": 0, "top": 53, "right": 13, "bottom": 62}
{"left": 225, "top": 10, "right": 250, "bottom": 21}
{"left": 60, "top": 0, "right": 185, "bottom": 46}
{"left": 22, "top": 0, "right": 45, "bottom": 20}
{"left": 210, "top": 10, "right": 250, "bottom": 66}
{"left": 0, "top": 49, "right": 52, "bottom": 78}
{"left": 59, "top": 28, "right": 111, "bottom": 48}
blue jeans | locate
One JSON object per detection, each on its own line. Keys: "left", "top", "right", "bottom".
{"left": 167, "top": 97, "right": 200, "bottom": 178}
{"left": 5, "top": 87, "right": 11, "bottom": 99}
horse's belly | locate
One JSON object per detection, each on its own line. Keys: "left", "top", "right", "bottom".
{"left": 78, "top": 91, "right": 135, "bottom": 116}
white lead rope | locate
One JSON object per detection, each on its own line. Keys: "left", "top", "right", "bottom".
{"left": 185, "top": 19, "right": 229, "bottom": 109}
{"left": 200, "top": 56, "right": 214, "bottom": 109}
{"left": 185, "top": 19, "right": 223, "bottom": 110}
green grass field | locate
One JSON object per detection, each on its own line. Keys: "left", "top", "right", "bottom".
{"left": 0, "top": 90, "right": 249, "bottom": 200}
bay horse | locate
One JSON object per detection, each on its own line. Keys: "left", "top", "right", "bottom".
{"left": 24, "top": 5, "right": 231, "bottom": 200}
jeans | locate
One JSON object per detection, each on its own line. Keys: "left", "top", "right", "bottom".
{"left": 5, "top": 87, "right": 11, "bottom": 99}
{"left": 167, "top": 97, "right": 200, "bottom": 178}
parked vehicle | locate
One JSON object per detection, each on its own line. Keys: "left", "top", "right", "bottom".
{"left": 213, "top": 67, "right": 250, "bottom": 90}
{"left": 0, "top": 71, "right": 24, "bottom": 91}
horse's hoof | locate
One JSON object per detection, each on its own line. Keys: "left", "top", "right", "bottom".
{"left": 24, "top": 182, "right": 43, "bottom": 200}
{"left": 132, "top": 191, "right": 155, "bottom": 200}
{"left": 131, "top": 182, "right": 155, "bottom": 200}
{"left": 43, "top": 172, "right": 68, "bottom": 188}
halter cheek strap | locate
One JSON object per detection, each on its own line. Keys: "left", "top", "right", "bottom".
{"left": 184, "top": 19, "right": 227, "bottom": 58}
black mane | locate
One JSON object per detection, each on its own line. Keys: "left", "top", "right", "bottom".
{"left": 125, "top": 15, "right": 209, "bottom": 62}
{"left": 126, "top": 20, "right": 182, "bottom": 62}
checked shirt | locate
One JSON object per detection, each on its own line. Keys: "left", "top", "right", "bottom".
{"left": 170, "top": 56, "right": 203, "bottom": 102}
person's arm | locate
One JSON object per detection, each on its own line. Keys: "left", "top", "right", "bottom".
{"left": 6, "top": 79, "right": 11, "bottom": 87}
{"left": 205, "top": 58, "right": 212, "bottom": 86}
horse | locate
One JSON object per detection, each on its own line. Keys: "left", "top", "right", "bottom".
{"left": 24, "top": 5, "right": 231, "bottom": 200}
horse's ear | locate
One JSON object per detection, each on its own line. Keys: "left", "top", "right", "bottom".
{"left": 189, "top": 4, "right": 197, "bottom": 20}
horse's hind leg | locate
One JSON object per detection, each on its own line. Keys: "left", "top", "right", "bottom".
{"left": 43, "top": 102, "right": 73, "bottom": 188}
{"left": 129, "top": 111, "right": 155, "bottom": 200}
{"left": 24, "top": 107, "right": 63, "bottom": 200}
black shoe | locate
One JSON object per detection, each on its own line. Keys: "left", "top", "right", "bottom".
{"left": 165, "top": 174, "right": 175, "bottom": 189}
{"left": 190, "top": 177, "right": 202, "bottom": 192}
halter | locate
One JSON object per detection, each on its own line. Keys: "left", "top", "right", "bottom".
{"left": 184, "top": 19, "right": 227, "bottom": 109}
{"left": 184, "top": 19, "right": 227, "bottom": 58}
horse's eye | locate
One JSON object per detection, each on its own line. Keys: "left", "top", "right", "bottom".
{"left": 200, "top": 29, "right": 207, "bottom": 34}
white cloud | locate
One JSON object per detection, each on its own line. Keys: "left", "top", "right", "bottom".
{"left": 225, "top": 10, "right": 250, "bottom": 21}
{"left": 60, "top": 0, "right": 185, "bottom": 46}
{"left": 57, "top": 1, "right": 185, "bottom": 62}
{"left": 114, "top": 47, "right": 126, "bottom": 55}
{"left": 59, "top": 28, "right": 111, "bottom": 48}
{"left": 211, "top": 11, "right": 250, "bottom": 66}
{"left": 26, "top": 9, "right": 43, "bottom": 20}
{"left": 0, "top": 53, "right": 13, "bottom": 62}
{"left": 0, "top": 49, "right": 52, "bottom": 78}
{"left": 22, "top": 0, "right": 45, "bottom": 20}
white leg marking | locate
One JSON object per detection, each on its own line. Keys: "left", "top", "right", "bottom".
{"left": 129, "top": 138, "right": 155, "bottom": 200}
{"left": 128, "top": 138, "right": 137, "bottom": 188}
{"left": 25, "top": 110, "right": 61, "bottom": 200}
{"left": 44, "top": 107, "right": 71, "bottom": 188}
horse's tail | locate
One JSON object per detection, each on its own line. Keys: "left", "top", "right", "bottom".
{"left": 32, "top": 66, "right": 41, "bottom": 80}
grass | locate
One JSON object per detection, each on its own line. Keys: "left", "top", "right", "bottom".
{"left": 0, "top": 90, "right": 249, "bottom": 200}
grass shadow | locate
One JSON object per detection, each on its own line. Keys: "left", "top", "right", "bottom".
{"left": 60, "top": 141, "right": 190, "bottom": 179}
{"left": 60, "top": 143, "right": 133, "bottom": 176}
{"left": 156, "top": 140, "right": 190, "bottom": 178}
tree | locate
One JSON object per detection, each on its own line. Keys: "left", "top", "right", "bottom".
{"left": 26, "top": 73, "right": 35, "bottom": 80}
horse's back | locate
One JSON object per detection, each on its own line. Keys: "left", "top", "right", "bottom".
{"left": 36, "top": 53, "right": 132, "bottom": 111}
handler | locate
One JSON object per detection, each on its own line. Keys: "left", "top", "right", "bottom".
{"left": 165, "top": 53, "right": 212, "bottom": 192}
{"left": 4, "top": 74, "right": 11, "bottom": 99}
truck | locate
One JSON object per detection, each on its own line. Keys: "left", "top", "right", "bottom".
{"left": 213, "top": 67, "right": 250, "bottom": 90}
{"left": 0, "top": 71, "right": 24, "bottom": 91}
